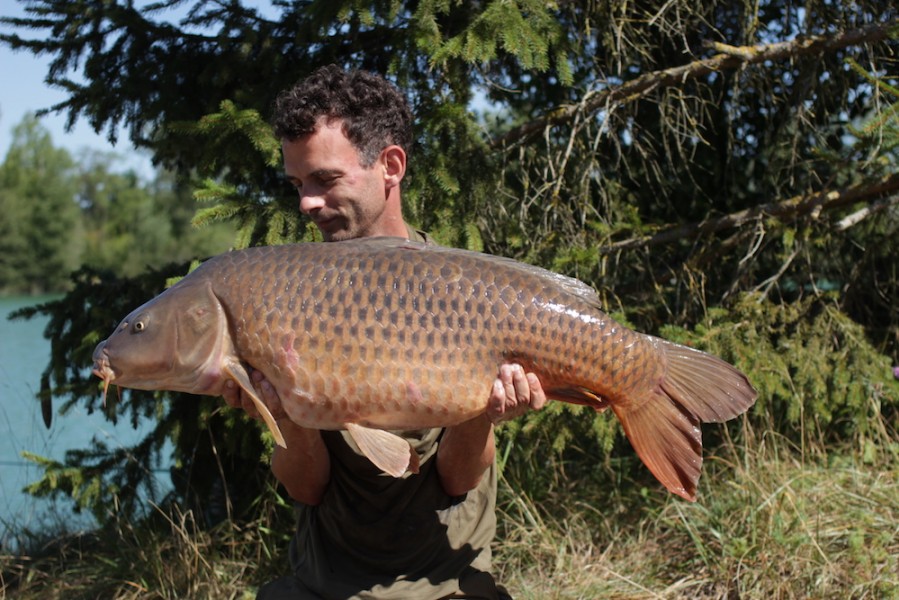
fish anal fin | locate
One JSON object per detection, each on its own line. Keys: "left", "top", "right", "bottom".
{"left": 547, "top": 387, "right": 610, "bottom": 413}
{"left": 346, "top": 423, "right": 418, "bottom": 477}
{"left": 222, "top": 363, "right": 287, "bottom": 449}
{"left": 611, "top": 388, "right": 702, "bottom": 502}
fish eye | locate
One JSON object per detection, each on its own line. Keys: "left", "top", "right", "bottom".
{"left": 130, "top": 313, "right": 150, "bottom": 333}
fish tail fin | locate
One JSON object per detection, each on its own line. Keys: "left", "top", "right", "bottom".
{"left": 610, "top": 387, "right": 704, "bottom": 501}
{"left": 657, "top": 338, "right": 758, "bottom": 423}
{"left": 610, "top": 338, "right": 757, "bottom": 501}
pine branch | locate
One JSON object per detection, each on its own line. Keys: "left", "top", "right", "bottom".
{"left": 602, "top": 172, "right": 899, "bottom": 254}
{"left": 835, "top": 195, "right": 899, "bottom": 231}
{"left": 491, "top": 19, "right": 899, "bottom": 149}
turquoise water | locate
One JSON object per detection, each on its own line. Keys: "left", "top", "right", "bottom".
{"left": 0, "top": 296, "right": 169, "bottom": 549}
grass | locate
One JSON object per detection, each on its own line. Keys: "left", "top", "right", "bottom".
{"left": 2, "top": 434, "right": 897, "bottom": 599}
{"left": 495, "top": 431, "right": 899, "bottom": 599}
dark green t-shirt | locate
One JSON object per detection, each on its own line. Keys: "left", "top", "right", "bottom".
{"left": 287, "top": 429, "right": 500, "bottom": 599}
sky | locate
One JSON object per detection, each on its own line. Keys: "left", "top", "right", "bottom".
{"left": 0, "top": 4, "right": 157, "bottom": 177}
{"left": 0, "top": 1, "right": 261, "bottom": 179}
{"left": 1, "top": 1, "right": 285, "bottom": 179}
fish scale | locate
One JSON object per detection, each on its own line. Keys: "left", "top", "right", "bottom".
{"left": 92, "top": 236, "right": 756, "bottom": 500}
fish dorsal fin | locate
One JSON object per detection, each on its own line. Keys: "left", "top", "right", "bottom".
{"left": 345, "top": 236, "right": 604, "bottom": 310}
{"left": 223, "top": 361, "right": 287, "bottom": 448}
{"left": 345, "top": 423, "right": 420, "bottom": 477}
{"left": 340, "top": 236, "right": 417, "bottom": 248}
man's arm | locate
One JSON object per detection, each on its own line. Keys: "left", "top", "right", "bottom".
{"left": 436, "top": 364, "right": 546, "bottom": 497}
{"left": 222, "top": 373, "right": 330, "bottom": 505}
{"left": 270, "top": 419, "right": 331, "bottom": 505}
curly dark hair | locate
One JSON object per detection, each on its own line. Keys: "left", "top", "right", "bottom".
{"left": 272, "top": 64, "right": 414, "bottom": 167}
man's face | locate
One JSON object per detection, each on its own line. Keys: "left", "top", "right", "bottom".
{"left": 282, "top": 119, "right": 391, "bottom": 242}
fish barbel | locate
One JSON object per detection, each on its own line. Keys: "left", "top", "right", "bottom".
{"left": 92, "top": 237, "right": 757, "bottom": 500}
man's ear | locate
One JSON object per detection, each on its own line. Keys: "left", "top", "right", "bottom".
{"left": 381, "top": 145, "right": 406, "bottom": 189}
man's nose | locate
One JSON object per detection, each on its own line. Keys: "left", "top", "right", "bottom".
{"left": 299, "top": 190, "right": 325, "bottom": 214}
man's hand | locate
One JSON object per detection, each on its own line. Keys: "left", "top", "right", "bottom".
{"left": 222, "top": 370, "right": 288, "bottom": 421}
{"left": 486, "top": 363, "right": 547, "bottom": 424}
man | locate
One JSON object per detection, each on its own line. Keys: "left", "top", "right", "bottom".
{"left": 223, "top": 64, "right": 546, "bottom": 599}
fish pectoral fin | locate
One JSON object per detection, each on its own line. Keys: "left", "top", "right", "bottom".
{"left": 345, "top": 423, "right": 419, "bottom": 477}
{"left": 222, "top": 363, "right": 287, "bottom": 449}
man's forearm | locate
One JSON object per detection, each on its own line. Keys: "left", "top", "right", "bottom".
{"left": 271, "top": 419, "right": 331, "bottom": 506}
{"left": 436, "top": 414, "right": 495, "bottom": 497}
{"left": 435, "top": 364, "right": 548, "bottom": 497}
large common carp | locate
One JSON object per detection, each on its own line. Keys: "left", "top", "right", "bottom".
{"left": 92, "top": 237, "right": 757, "bottom": 501}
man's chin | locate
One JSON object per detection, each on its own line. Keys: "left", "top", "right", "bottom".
{"left": 321, "top": 230, "right": 350, "bottom": 242}
{"left": 315, "top": 220, "right": 347, "bottom": 241}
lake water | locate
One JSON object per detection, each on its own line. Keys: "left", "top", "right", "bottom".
{"left": 0, "top": 296, "right": 169, "bottom": 550}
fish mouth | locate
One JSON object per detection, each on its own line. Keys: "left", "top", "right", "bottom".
{"left": 91, "top": 342, "right": 115, "bottom": 403}
{"left": 92, "top": 360, "right": 115, "bottom": 384}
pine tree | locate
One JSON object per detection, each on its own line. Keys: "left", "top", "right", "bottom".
{"left": 0, "top": 115, "right": 82, "bottom": 293}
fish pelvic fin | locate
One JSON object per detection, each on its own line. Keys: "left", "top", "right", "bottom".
{"left": 345, "top": 423, "right": 420, "bottom": 477}
{"left": 611, "top": 338, "right": 758, "bottom": 502}
{"left": 223, "top": 362, "right": 287, "bottom": 449}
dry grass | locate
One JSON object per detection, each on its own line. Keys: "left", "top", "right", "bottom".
{"left": 494, "top": 435, "right": 899, "bottom": 599}
{"left": 0, "top": 503, "right": 284, "bottom": 600}
{"left": 2, "top": 436, "right": 897, "bottom": 599}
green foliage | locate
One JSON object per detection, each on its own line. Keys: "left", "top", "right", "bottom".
{"left": 77, "top": 155, "right": 234, "bottom": 278}
{"left": 168, "top": 99, "right": 283, "bottom": 178}
{"left": 0, "top": 116, "right": 234, "bottom": 293}
{"left": 0, "top": 115, "right": 82, "bottom": 294}
{"left": 177, "top": 100, "right": 304, "bottom": 247}
{"left": 845, "top": 57, "right": 899, "bottom": 154}
{"left": 404, "top": 92, "right": 496, "bottom": 247}
{"left": 419, "top": 0, "right": 573, "bottom": 85}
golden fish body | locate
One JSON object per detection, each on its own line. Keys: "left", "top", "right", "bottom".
{"left": 92, "top": 237, "right": 756, "bottom": 500}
